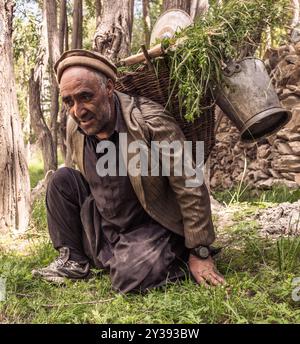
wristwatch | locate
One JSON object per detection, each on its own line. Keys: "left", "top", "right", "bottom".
{"left": 190, "top": 245, "right": 222, "bottom": 259}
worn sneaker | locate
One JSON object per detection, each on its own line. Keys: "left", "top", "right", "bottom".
{"left": 32, "top": 247, "right": 90, "bottom": 284}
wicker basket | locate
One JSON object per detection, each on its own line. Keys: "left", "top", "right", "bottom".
{"left": 115, "top": 59, "right": 215, "bottom": 162}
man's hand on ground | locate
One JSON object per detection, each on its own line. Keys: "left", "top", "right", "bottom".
{"left": 188, "top": 254, "right": 225, "bottom": 287}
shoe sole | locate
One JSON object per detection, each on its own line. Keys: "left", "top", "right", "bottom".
{"left": 32, "top": 270, "right": 93, "bottom": 285}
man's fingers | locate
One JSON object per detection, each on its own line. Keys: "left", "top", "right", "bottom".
{"left": 196, "top": 271, "right": 218, "bottom": 287}
{"left": 214, "top": 268, "right": 225, "bottom": 279}
{"left": 205, "top": 273, "right": 220, "bottom": 286}
{"left": 195, "top": 274, "right": 210, "bottom": 288}
{"left": 208, "top": 272, "right": 225, "bottom": 286}
{"left": 200, "top": 271, "right": 226, "bottom": 286}
{"left": 202, "top": 271, "right": 220, "bottom": 286}
{"left": 211, "top": 271, "right": 226, "bottom": 285}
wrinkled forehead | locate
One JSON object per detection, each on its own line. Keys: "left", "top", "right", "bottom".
{"left": 59, "top": 66, "right": 102, "bottom": 96}
{"left": 60, "top": 66, "right": 100, "bottom": 85}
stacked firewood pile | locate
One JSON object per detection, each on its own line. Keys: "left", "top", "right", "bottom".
{"left": 210, "top": 42, "right": 300, "bottom": 190}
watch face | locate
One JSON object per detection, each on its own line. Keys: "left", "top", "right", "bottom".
{"left": 198, "top": 246, "right": 210, "bottom": 258}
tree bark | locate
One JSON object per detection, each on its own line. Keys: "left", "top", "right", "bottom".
{"left": 59, "top": 0, "right": 67, "bottom": 54}
{"left": 96, "top": 0, "right": 102, "bottom": 27}
{"left": 93, "top": 0, "right": 134, "bottom": 62}
{"left": 0, "top": 0, "right": 30, "bottom": 233}
{"left": 291, "top": 0, "right": 300, "bottom": 27}
{"left": 58, "top": 0, "right": 68, "bottom": 161}
{"left": 45, "top": 0, "right": 59, "bottom": 170}
{"left": 162, "top": 0, "right": 209, "bottom": 19}
{"left": 72, "top": 0, "right": 83, "bottom": 49}
{"left": 59, "top": 105, "right": 68, "bottom": 161}
{"left": 65, "top": 6, "right": 69, "bottom": 51}
{"left": 78, "top": 0, "right": 83, "bottom": 48}
{"left": 190, "top": 0, "right": 209, "bottom": 20}
{"left": 28, "top": 2, "right": 57, "bottom": 174}
{"left": 29, "top": 69, "right": 57, "bottom": 174}
{"left": 162, "top": 0, "right": 191, "bottom": 13}
{"left": 142, "top": 0, "right": 151, "bottom": 48}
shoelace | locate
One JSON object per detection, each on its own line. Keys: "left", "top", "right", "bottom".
{"left": 50, "top": 257, "right": 66, "bottom": 268}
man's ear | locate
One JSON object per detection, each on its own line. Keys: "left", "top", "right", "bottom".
{"left": 106, "top": 79, "right": 115, "bottom": 98}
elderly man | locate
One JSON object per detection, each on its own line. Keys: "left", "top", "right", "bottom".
{"left": 32, "top": 49, "right": 225, "bottom": 293}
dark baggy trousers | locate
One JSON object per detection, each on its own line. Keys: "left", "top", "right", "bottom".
{"left": 46, "top": 167, "right": 190, "bottom": 293}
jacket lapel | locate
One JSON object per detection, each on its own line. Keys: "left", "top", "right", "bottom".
{"left": 67, "top": 116, "right": 85, "bottom": 176}
{"left": 115, "top": 91, "right": 147, "bottom": 209}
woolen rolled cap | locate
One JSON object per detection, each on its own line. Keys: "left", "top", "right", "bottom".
{"left": 54, "top": 49, "right": 118, "bottom": 83}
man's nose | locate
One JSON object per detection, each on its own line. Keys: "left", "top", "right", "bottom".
{"left": 73, "top": 101, "right": 86, "bottom": 119}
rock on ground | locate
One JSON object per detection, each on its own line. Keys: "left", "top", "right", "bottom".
{"left": 257, "top": 200, "right": 300, "bottom": 237}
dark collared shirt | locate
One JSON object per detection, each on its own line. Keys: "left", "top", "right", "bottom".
{"left": 83, "top": 94, "right": 152, "bottom": 236}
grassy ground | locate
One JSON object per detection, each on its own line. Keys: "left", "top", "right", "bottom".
{"left": 29, "top": 157, "right": 44, "bottom": 189}
{"left": 29, "top": 151, "right": 64, "bottom": 189}
{"left": 1, "top": 166, "right": 300, "bottom": 323}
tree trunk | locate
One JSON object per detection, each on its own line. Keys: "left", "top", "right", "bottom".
{"left": 291, "top": 0, "right": 300, "bottom": 27}
{"left": 93, "top": 0, "right": 134, "bottom": 62}
{"left": 58, "top": 0, "right": 68, "bottom": 161}
{"left": 0, "top": 0, "right": 30, "bottom": 233}
{"left": 59, "top": 0, "right": 67, "bottom": 54}
{"left": 45, "top": 0, "right": 59, "bottom": 170}
{"left": 162, "top": 0, "right": 209, "bottom": 19}
{"left": 29, "top": 70, "right": 57, "bottom": 174}
{"left": 162, "top": 0, "right": 191, "bottom": 13}
{"left": 59, "top": 105, "right": 68, "bottom": 161}
{"left": 96, "top": 0, "right": 102, "bottom": 27}
{"left": 65, "top": 6, "right": 69, "bottom": 51}
{"left": 72, "top": 0, "right": 83, "bottom": 49}
{"left": 190, "top": 0, "right": 209, "bottom": 20}
{"left": 142, "top": 0, "right": 151, "bottom": 48}
{"left": 28, "top": 2, "right": 57, "bottom": 174}
{"left": 78, "top": 0, "right": 83, "bottom": 48}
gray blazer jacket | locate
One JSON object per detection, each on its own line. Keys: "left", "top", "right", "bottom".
{"left": 66, "top": 90, "right": 215, "bottom": 248}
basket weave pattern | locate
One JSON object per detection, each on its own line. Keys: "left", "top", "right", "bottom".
{"left": 115, "top": 62, "right": 215, "bottom": 162}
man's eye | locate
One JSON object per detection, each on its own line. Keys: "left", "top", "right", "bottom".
{"left": 64, "top": 99, "right": 74, "bottom": 107}
{"left": 81, "top": 94, "right": 92, "bottom": 101}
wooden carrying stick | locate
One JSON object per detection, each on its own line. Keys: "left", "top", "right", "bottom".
{"left": 117, "top": 44, "right": 164, "bottom": 67}
{"left": 117, "top": 36, "right": 188, "bottom": 67}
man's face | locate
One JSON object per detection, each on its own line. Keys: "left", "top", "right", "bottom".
{"left": 60, "top": 66, "right": 114, "bottom": 136}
